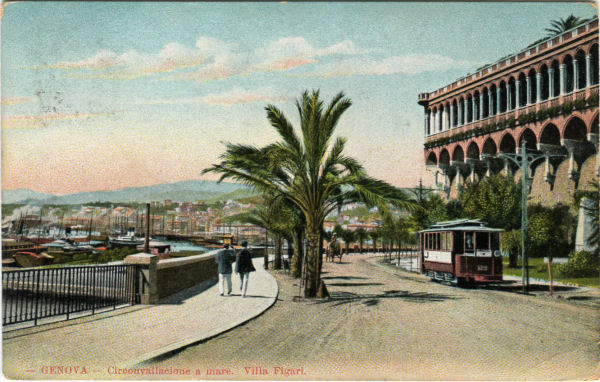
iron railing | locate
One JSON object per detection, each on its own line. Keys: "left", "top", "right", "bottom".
{"left": 2, "top": 264, "right": 138, "bottom": 326}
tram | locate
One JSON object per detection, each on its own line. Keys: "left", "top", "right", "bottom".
{"left": 418, "top": 219, "right": 503, "bottom": 285}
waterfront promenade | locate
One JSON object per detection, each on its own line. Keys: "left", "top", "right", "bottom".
{"left": 2, "top": 257, "right": 278, "bottom": 379}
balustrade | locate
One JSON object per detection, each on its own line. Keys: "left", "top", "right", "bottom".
{"left": 425, "top": 84, "right": 598, "bottom": 144}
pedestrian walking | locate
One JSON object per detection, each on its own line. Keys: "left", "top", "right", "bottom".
{"left": 215, "top": 244, "right": 235, "bottom": 296}
{"left": 235, "top": 241, "right": 256, "bottom": 297}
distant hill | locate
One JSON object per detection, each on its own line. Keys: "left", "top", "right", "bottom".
{"left": 2, "top": 180, "right": 254, "bottom": 205}
{"left": 1, "top": 189, "right": 54, "bottom": 204}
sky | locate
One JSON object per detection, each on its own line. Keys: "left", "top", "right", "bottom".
{"left": 1, "top": 1, "right": 596, "bottom": 195}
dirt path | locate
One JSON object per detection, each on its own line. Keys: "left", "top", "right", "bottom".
{"left": 150, "top": 254, "right": 599, "bottom": 380}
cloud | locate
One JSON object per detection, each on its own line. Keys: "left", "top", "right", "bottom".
{"left": 2, "top": 97, "right": 34, "bottom": 106}
{"left": 3, "top": 111, "right": 121, "bottom": 129}
{"left": 301, "top": 54, "right": 481, "bottom": 77}
{"left": 136, "top": 86, "right": 291, "bottom": 107}
{"left": 168, "top": 37, "right": 373, "bottom": 83}
{"left": 50, "top": 40, "right": 227, "bottom": 79}
{"left": 54, "top": 36, "right": 371, "bottom": 82}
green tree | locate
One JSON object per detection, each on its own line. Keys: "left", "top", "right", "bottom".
{"left": 575, "top": 180, "right": 599, "bottom": 252}
{"left": 355, "top": 228, "right": 368, "bottom": 253}
{"left": 340, "top": 228, "right": 355, "bottom": 256}
{"left": 501, "top": 230, "right": 522, "bottom": 268}
{"left": 527, "top": 204, "right": 575, "bottom": 258}
{"left": 369, "top": 229, "right": 380, "bottom": 253}
{"left": 203, "top": 90, "right": 414, "bottom": 297}
{"left": 460, "top": 174, "right": 521, "bottom": 230}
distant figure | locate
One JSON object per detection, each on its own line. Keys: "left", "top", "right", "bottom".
{"left": 235, "top": 241, "right": 256, "bottom": 298}
{"left": 216, "top": 244, "right": 235, "bottom": 296}
{"left": 328, "top": 235, "right": 341, "bottom": 263}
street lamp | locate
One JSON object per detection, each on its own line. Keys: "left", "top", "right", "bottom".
{"left": 495, "top": 140, "right": 565, "bottom": 294}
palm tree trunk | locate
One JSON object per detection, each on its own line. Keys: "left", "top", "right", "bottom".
{"left": 304, "top": 231, "right": 320, "bottom": 297}
{"left": 291, "top": 227, "right": 303, "bottom": 278}
{"left": 274, "top": 234, "right": 282, "bottom": 270}
{"left": 263, "top": 229, "right": 269, "bottom": 270}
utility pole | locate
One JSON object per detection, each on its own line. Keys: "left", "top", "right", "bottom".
{"left": 144, "top": 203, "right": 150, "bottom": 253}
{"left": 496, "top": 141, "right": 565, "bottom": 294}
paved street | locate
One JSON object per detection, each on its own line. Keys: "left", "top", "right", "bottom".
{"left": 151, "top": 254, "right": 599, "bottom": 380}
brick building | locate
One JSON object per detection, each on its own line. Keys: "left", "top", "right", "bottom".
{"left": 418, "top": 17, "right": 598, "bottom": 205}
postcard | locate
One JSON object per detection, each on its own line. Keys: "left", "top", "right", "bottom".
{"left": 2, "top": 1, "right": 599, "bottom": 380}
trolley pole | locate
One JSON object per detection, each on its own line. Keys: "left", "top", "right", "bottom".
{"left": 496, "top": 141, "right": 565, "bottom": 294}
{"left": 520, "top": 142, "right": 529, "bottom": 294}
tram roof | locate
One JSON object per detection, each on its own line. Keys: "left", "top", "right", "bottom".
{"left": 419, "top": 219, "right": 503, "bottom": 233}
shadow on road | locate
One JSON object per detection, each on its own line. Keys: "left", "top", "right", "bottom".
{"left": 483, "top": 281, "right": 577, "bottom": 293}
{"left": 312, "top": 289, "right": 459, "bottom": 307}
{"left": 159, "top": 278, "right": 217, "bottom": 305}
{"left": 321, "top": 276, "right": 369, "bottom": 280}
{"left": 327, "top": 282, "right": 385, "bottom": 287}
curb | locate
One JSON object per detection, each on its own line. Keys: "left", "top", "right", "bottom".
{"left": 126, "top": 269, "right": 279, "bottom": 367}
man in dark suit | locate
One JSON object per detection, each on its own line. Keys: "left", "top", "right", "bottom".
{"left": 235, "top": 241, "right": 256, "bottom": 297}
{"left": 215, "top": 244, "right": 235, "bottom": 296}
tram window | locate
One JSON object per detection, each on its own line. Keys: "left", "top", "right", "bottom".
{"left": 441, "top": 232, "right": 447, "bottom": 250}
{"left": 476, "top": 232, "right": 490, "bottom": 250}
{"left": 436, "top": 233, "right": 441, "bottom": 250}
{"left": 465, "top": 232, "right": 474, "bottom": 252}
{"left": 491, "top": 232, "right": 500, "bottom": 250}
{"left": 446, "top": 232, "right": 452, "bottom": 250}
{"left": 453, "top": 232, "right": 463, "bottom": 253}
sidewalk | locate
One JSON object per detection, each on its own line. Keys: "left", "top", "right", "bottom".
{"left": 3, "top": 258, "right": 278, "bottom": 379}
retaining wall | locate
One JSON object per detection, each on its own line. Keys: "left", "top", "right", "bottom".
{"left": 125, "top": 247, "right": 266, "bottom": 303}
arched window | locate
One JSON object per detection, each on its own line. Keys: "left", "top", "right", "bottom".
{"left": 575, "top": 50, "right": 586, "bottom": 90}
{"left": 540, "top": 123, "right": 560, "bottom": 145}
{"left": 499, "top": 81, "right": 507, "bottom": 113}
{"left": 473, "top": 91, "right": 480, "bottom": 121}
{"left": 438, "top": 104, "right": 444, "bottom": 132}
{"left": 540, "top": 64, "right": 549, "bottom": 100}
{"left": 518, "top": 73, "right": 527, "bottom": 107}
{"left": 452, "top": 100, "right": 458, "bottom": 128}
{"left": 519, "top": 128, "right": 537, "bottom": 150}
{"left": 466, "top": 94, "right": 473, "bottom": 123}
{"left": 426, "top": 152, "right": 438, "bottom": 165}
{"left": 482, "top": 138, "right": 497, "bottom": 155}
{"left": 500, "top": 134, "right": 516, "bottom": 153}
{"left": 508, "top": 78, "right": 516, "bottom": 110}
{"left": 564, "top": 55, "right": 574, "bottom": 93}
{"left": 563, "top": 117, "right": 587, "bottom": 141}
{"left": 551, "top": 60, "right": 560, "bottom": 97}
{"left": 439, "top": 149, "right": 450, "bottom": 165}
{"left": 482, "top": 88, "right": 490, "bottom": 118}
{"left": 591, "top": 44, "right": 599, "bottom": 85}
{"left": 528, "top": 69, "right": 537, "bottom": 104}
{"left": 452, "top": 145, "right": 465, "bottom": 162}
{"left": 466, "top": 142, "right": 480, "bottom": 160}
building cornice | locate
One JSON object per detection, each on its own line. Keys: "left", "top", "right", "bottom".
{"left": 420, "top": 18, "right": 598, "bottom": 107}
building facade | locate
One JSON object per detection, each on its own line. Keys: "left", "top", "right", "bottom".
{"left": 418, "top": 18, "right": 599, "bottom": 204}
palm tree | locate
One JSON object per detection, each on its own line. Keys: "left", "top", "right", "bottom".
{"left": 340, "top": 228, "right": 355, "bottom": 257}
{"left": 355, "top": 228, "right": 368, "bottom": 253}
{"left": 224, "top": 203, "right": 287, "bottom": 270}
{"left": 204, "top": 90, "right": 414, "bottom": 297}
{"left": 544, "top": 15, "right": 590, "bottom": 36}
{"left": 369, "top": 229, "right": 380, "bottom": 253}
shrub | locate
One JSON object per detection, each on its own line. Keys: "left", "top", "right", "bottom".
{"left": 501, "top": 230, "right": 521, "bottom": 268}
{"left": 556, "top": 250, "right": 599, "bottom": 278}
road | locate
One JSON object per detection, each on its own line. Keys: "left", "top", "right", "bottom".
{"left": 150, "top": 254, "right": 599, "bottom": 380}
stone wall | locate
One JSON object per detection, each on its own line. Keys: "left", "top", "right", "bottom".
{"left": 125, "top": 247, "right": 267, "bottom": 303}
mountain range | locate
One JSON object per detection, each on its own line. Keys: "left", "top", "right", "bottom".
{"left": 2, "top": 180, "right": 253, "bottom": 205}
